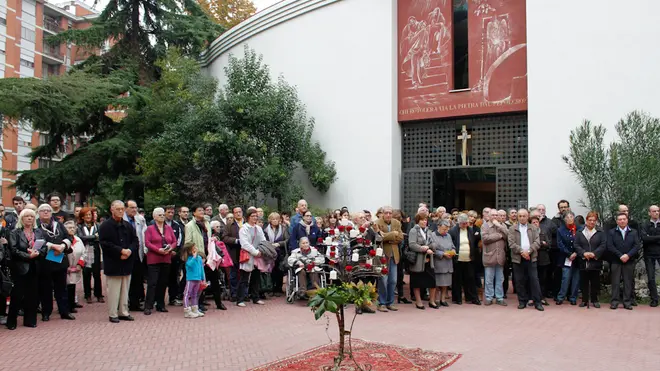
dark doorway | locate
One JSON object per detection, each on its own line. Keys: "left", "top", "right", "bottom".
{"left": 433, "top": 167, "right": 496, "bottom": 211}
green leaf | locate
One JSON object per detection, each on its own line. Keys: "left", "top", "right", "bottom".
{"left": 314, "top": 304, "right": 326, "bottom": 321}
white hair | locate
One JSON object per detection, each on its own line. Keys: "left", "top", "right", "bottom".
{"left": 218, "top": 204, "right": 229, "bottom": 211}
{"left": 111, "top": 200, "right": 125, "bottom": 208}
{"left": 16, "top": 208, "right": 36, "bottom": 229}
{"left": 37, "top": 203, "right": 52, "bottom": 212}
{"left": 210, "top": 220, "right": 221, "bottom": 229}
{"left": 152, "top": 207, "right": 165, "bottom": 219}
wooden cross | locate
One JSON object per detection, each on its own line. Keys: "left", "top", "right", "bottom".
{"left": 457, "top": 125, "right": 471, "bottom": 166}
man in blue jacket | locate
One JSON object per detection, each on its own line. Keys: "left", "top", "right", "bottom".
{"left": 607, "top": 213, "right": 640, "bottom": 310}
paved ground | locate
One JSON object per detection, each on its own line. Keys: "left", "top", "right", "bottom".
{"left": 1, "top": 286, "right": 660, "bottom": 371}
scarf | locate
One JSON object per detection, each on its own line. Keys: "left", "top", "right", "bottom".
{"left": 567, "top": 223, "right": 576, "bottom": 236}
{"left": 265, "top": 224, "right": 282, "bottom": 242}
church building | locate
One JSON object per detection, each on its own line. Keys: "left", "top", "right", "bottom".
{"left": 202, "top": 0, "right": 660, "bottom": 217}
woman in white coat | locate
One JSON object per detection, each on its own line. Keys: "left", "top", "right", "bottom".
{"left": 65, "top": 220, "right": 86, "bottom": 313}
{"left": 237, "top": 209, "right": 265, "bottom": 307}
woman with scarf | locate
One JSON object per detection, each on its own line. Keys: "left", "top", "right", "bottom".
{"left": 77, "top": 207, "right": 103, "bottom": 303}
{"left": 408, "top": 213, "right": 436, "bottom": 310}
{"left": 37, "top": 203, "right": 75, "bottom": 321}
{"left": 237, "top": 209, "right": 266, "bottom": 307}
{"left": 287, "top": 237, "right": 324, "bottom": 299}
{"left": 6, "top": 209, "right": 44, "bottom": 330}
{"left": 556, "top": 211, "right": 582, "bottom": 305}
{"left": 65, "top": 220, "right": 86, "bottom": 313}
{"left": 430, "top": 219, "right": 455, "bottom": 307}
{"left": 264, "top": 212, "right": 290, "bottom": 296}
{"left": 288, "top": 211, "right": 320, "bottom": 252}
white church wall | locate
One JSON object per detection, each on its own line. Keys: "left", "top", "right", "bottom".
{"left": 526, "top": 0, "right": 660, "bottom": 217}
{"left": 203, "top": 0, "right": 399, "bottom": 213}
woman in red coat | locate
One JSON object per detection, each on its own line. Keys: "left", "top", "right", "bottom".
{"left": 144, "top": 207, "right": 177, "bottom": 315}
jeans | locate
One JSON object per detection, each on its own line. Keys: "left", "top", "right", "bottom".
{"left": 557, "top": 264, "right": 580, "bottom": 302}
{"left": 645, "top": 256, "right": 659, "bottom": 302}
{"left": 377, "top": 257, "right": 398, "bottom": 306}
{"left": 484, "top": 265, "right": 504, "bottom": 301}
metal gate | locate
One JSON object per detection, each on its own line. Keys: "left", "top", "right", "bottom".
{"left": 401, "top": 113, "right": 528, "bottom": 217}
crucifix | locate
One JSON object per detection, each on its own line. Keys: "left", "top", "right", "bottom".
{"left": 457, "top": 125, "right": 472, "bottom": 166}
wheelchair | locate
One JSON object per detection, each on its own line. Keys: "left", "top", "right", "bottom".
{"left": 285, "top": 266, "right": 328, "bottom": 304}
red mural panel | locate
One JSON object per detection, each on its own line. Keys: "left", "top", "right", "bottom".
{"left": 398, "top": 0, "right": 527, "bottom": 121}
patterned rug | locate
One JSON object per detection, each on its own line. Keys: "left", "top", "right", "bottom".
{"left": 249, "top": 339, "right": 461, "bottom": 371}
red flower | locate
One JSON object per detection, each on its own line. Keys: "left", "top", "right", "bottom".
{"left": 338, "top": 225, "right": 345, "bottom": 232}
{"left": 357, "top": 237, "right": 364, "bottom": 244}
{"left": 359, "top": 226, "right": 366, "bottom": 233}
{"left": 306, "top": 264, "right": 313, "bottom": 271}
{"left": 329, "top": 260, "right": 336, "bottom": 265}
{"left": 368, "top": 250, "right": 376, "bottom": 257}
{"left": 380, "top": 257, "right": 387, "bottom": 264}
{"left": 317, "top": 237, "right": 323, "bottom": 243}
{"left": 330, "top": 251, "right": 336, "bottom": 258}
{"left": 381, "top": 268, "right": 388, "bottom": 275}
{"left": 309, "top": 261, "right": 315, "bottom": 267}
{"left": 329, "top": 229, "right": 335, "bottom": 236}
{"left": 365, "top": 240, "right": 372, "bottom": 246}
{"left": 346, "top": 225, "right": 353, "bottom": 232}
{"left": 330, "top": 246, "right": 336, "bottom": 251}
{"left": 365, "top": 263, "right": 372, "bottom": 269}
{"left": 346, "top": 265, "right": 353, "bottom": 271}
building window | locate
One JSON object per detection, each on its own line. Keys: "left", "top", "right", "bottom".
{"left": 452, "top": 0, "right": 469, "bottom": 90}
{"left": 21, "top": 27, "right": 36, "bottom": 43}
{"left": 39, "top": 158, "right": 56, "bottom": 169}
{"left": 0, "top": 17, "right": 7, "bottom": 26}
{"left": 20, "top": 59, "right": 35, "bottom": 68}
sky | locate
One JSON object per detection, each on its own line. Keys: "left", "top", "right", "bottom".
{"left": 73, "top": 0, "right": 282, "bottom": 13}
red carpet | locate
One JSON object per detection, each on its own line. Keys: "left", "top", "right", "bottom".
{"left": 249, "top": 339, "right": 461, "bottom": 371}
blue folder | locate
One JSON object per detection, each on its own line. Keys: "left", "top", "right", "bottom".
{"left": 46, "top": 248, "right": 64, "bottom": 264}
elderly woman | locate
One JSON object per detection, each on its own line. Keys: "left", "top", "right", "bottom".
{"left": 6, "top": 209, "right": 44, "bottom": 330}
{"left": 289, "top": 211, "right": 320, "bottom": 252}
{"left": 574, "top": 211, "right": 606, "bottom": 308}
{"left": 287, "top": 237, "right": 324, "bottom": 299}
{"left": 65, "top": 220, "right": 86, "bottom": 313}
{"left": 408, "top": 213, "right": 437, "bottom": 309}
{"left": 264, "top": 212, "right": 290, "bottom": 296}
{"left": 430, "top": 219, "right": 455, "bottom": 307}
{"left": 237, "top": 209, "right": 266, "bottom": 307}
{"left": 143, "top": 207, "right": 177, "bottom": 315}
{"left": 77, "top": 207, "right": 103, "bottom": 304}
{"left": 556, "top": 211, "right": 582, "bottom": 305}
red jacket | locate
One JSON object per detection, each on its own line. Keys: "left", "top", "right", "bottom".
{"left": 144, "top": 224, "right": 177, "bottom": 265}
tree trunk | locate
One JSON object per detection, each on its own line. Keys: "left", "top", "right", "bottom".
{"left": 333, "top": 306, "right": 345, "bottom": 370}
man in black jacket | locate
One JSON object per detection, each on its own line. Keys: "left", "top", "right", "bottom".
{"left": 4, "top": 196, "right": 25, "bottom": 230}
{"left": 641, "top": 205, "right": 660, "bottom": 307}
{"left": 100, "top": 201, "right": 139, "bottom": 323}
{"left": 604, "top": 204, "right": 640, "bottom": 306}
{"left": 607, "top": 213, "right": 641, "bottom": 310}
{"left": 448, "top": 213, "right": 481, "bottom": 305}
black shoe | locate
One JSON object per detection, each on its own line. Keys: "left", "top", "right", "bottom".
{"left": 415, "top": 304, "right": 425, "bottom": 310}
{"left": 440, "top": 301, "right": 449, "bottom": 307}
{"left": 217, "top": 302, "right": 227, "bottom": 311}
{"left": 527, "top": 302, "right": 534, "bottom": 307}
{"left": 429, "top": 302, "right": 439, "bottom": 309}
{"left": 118, "top": 315, "right": 135, "bottom": 321}
{"left": 517, "top": 303, "right": 526, "bottom": 309}
{"left": 541, "top": 300, "right": 549, "bottom": 306}
{"left": 109, "top": 317, "right": 120, "bottom": 323}
{"left": 503, "top": 295, "right": 508, "bottom": 299}
{"left": 535, "top": 304, "right": 544, "bottom": 311}
{"left": 624, "top": 304, "right": 633, "bottom": 310}
{"left": 631, "top": 301, "right": 638, "bottom": 307}
{"left": 61, "top": 313, "right": 75, "bottom": 320}
{"left": 651, "top": 301, "right": 659, "bottom": 307}
{"left": 156, "top": 307, "right": 168, "bottom": 313}
{"left": 592, "top": 302, "right": 600, "bottom": 308}
{"left": 398, "top": 297, "right": 412, "bottom": 304}
{"left": 362, "top": 306, "right": 375, "bottom": 314}
{"left": 610, "top": 303, "right": 618, "bottom": 310}
{"left": 579, "top": 302, "right": 587, "bottom": 308}
{"left": 471, "top": 300, "right": 482, "bottom": 306}
{"left": 6, "top": 323, "right": 17, "bottom": 330}
{"left": 229, "top": 297, "right": 237, "bottom": 303}
{"left": 555, "top": 300, "right": 563, "bottom": 305}
{"left": 70, "top": 308, "right": 78, "bottom": 313}
{"left": 143, "top": 309, "right": 152, "bottom": 315}
{"left": 356, "top": 307, "right": 363, "bottom": 315}
{"left": 97, "top": 297, "right": 106, "bottom": 303}
{"left": 24, "top": 324, "right": 37, "bottom": 328}
{"left": 453, "top": 301, "right": 463, "bottom": 305}
{"left": 75, "top": 303, "right": 84, "bottom": 308}
{"left": 42, "top": 315, "right": 50, "bottom": 322}
{"left": 569, "top": 300, "right": 577, "bottom": 306}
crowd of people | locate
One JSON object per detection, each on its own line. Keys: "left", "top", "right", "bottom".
{"left": 0, "top": 194, "right": 658, "bottom": 330}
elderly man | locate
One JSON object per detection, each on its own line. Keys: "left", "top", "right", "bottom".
{"left": 607, "top": 212, "right": 641, "bottom": 310}
{"left": 211, "top": 204, "right": 230, "bottom": 235}
{"left": 448, "top": 213, "right": 481, "bottom": 305}
{"left": 100, "top": 201, "right": 138, "bottom": 323}
{"left": 124, "top": 200, "right": 146, "bottom": 311}
{"left": 376, "top": 206, "right": 404, "bottom": 312}
{"left": 290, "top": 199, "right": 309, "bottom": 233}
{"left": 641, "top": 205, "right": 660, "bottom": 307}
{"left": 506, "top": 209, "right": 518, "bottom": 228}
{"left": 509, "top": 209, "right": 544, "bottom": 311}
{"left": 481, "top": 209, "right": 508, "bottom": 305}
{"left": 535, "top": 204, "right": 556, "bottom": 298}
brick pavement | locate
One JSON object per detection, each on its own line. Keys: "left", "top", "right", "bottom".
{"left": 1, "top": 289, "right": 659, "bottom": 371}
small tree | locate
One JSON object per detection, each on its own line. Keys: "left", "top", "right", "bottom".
{"left": 199, "top": 0, "right": 256, "bottom": 29}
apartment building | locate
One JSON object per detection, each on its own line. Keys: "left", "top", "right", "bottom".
{"left": 0, "top": 0, "right": 98, "bottom": 205}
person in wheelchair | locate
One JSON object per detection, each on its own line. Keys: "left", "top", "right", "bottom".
{"left": 287, "top": 237, "right": 325, "bottom": 299}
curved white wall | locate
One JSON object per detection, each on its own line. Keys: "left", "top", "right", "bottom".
{"left": 527, "top": 0, "right": 660, "bottom": 216}
{"left": 203, "top": 0, "right": 399, "bottom": 213}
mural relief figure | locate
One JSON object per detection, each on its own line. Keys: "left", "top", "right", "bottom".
{"left": 485, "top": 16, "right": 511, "bottom": 73}
{"left": 427, "top": 7, "right": 449, "bottom": 55}
{"left": 400, "top": 17, "right": 431, "bottom": 87}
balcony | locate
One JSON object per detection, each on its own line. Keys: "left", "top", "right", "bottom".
{"left": 43, "top": 16, "right": 63, "bottom": 34}
{"left": 42, "top": 43, "right": 64, "bottom": 65}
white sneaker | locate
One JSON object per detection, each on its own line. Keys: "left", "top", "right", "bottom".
{"left": 184, "top": 307, "right": 198, "bottom": 318}
{"left": 191, "top": 305, "right": 204, "bottom": 317}
{"left": 255, "top": 300, "right": 265, "bottom": 305}
{"left": 237, "top": 302, "right": 247, "bottom": 307}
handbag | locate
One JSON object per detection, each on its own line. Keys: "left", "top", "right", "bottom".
{"left": 239, "top": 227, "right": 257, "bottom": 263}
{"left": 0, "top": 267, "right": 13, "bottom": 297}
{"left": 260, "top": 272, "right": 273, "bottom": 292}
